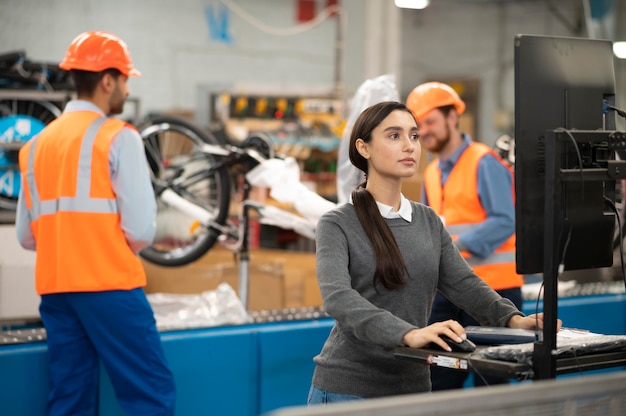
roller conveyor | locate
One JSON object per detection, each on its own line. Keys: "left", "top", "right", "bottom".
{"left": 1, "top": 280, "right": 624, "bottom": 346}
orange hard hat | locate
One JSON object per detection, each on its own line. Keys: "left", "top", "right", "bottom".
{"left": 406, "top": 81, "right": 465, "bottom": 121}
{"left": 59, "top": 31, "right": 140, "bottom": 77}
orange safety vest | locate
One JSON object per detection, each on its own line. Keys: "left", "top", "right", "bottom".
{"left": 18, "top": 111, "right": 147, "bottom": 295}
{"left": 424, "top": 142, "right": 523, "bottom": 290}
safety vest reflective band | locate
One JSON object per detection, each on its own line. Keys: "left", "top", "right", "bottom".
{"left": 25, "top": 118, "right": 118, "bottom": 219}
{"left": 19, "top": 112, "right": 146, "bottom": 295}
{"left": 424, "top": 142, "right": 523, "bottom": 290}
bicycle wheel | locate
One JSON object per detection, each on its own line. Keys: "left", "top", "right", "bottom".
{"left": 138, "top": 115, "right": 231, "bottom": 267}
{"left": 0, "top": 98, "right": 61, "bottom": 210}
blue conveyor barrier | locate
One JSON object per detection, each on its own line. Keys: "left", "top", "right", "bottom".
{"left": 1, "top": 290, "right": 625, "bottom": 415}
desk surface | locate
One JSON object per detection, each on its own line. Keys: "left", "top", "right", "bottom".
{"left": 394, "top": 345, "right": 626, "bottom": 380}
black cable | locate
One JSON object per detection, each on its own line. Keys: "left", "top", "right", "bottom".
{"left": 602, "top": 100, "right": 626, "bottom": 119}
{"left": 559, "top": 226, "right": 573, "bottom": 276}
{"left": 534, "top": 226, "right": 572, "bottom": 341}
{"left": 554, "top": 127, "right": 585, "bottom": 199}
{"left": 534, "top": 281, "right": 544, "bottom": 341}
{"left": 466, "top": 358, "right": 489, "bottom": 387}
{"left": 606, "top": 104, "right": 626, "bottom": 119}
{"left": 569, "top": 346, "right": 584, "bottom": 377}
{"left": 604, "top": 197, "right": 626, "bottom": 292}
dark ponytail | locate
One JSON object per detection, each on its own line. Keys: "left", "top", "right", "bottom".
{"left": 349, "top": 101, "right": 414, "bottom": 290}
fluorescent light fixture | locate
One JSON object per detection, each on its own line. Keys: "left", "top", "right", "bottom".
{"left": 614, "top": 42, "right": 626, "bottom": 59}
{"left": 395, "top": 0, "right": 430, "bottom": 10}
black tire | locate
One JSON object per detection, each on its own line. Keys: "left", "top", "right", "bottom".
{"left": 138, "top": 115, "right": 231, "bottom": 267}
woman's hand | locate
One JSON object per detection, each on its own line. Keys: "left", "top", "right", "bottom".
{"left": 402, "top": 319, "right": 466, "bottom": 352}
{"left": 507, "top": 313, "right": 562, "bottom": 332}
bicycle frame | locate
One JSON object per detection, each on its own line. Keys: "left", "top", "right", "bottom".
{"left": 139, "top": 114, "right": 339, "bottom": 276}
{"left": 154, "top": 139, "right": 338, "bottom": 307}
{"left": 157, "top": 143, "right": 327, "bottom": 247}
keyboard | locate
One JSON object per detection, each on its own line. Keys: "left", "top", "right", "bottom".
{"left": 477, "top": 334, "right": 626, "bottom": 364}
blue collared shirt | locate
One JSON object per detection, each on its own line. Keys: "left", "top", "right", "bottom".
{"left": 422, "top": 134, "right": 515, "bottom": 259}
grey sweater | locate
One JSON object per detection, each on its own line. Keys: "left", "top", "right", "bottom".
{"left": 312, "top": 201, "right": 522, "bottom": 397}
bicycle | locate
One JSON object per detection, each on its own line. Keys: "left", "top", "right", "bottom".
{"left": 138, "top": 114, "right": 335, "bottom": 268}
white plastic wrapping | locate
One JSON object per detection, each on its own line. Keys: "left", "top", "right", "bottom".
{"left": 147, "top": 283, "right": 251, "bottom": 331}
{"left": 336, "top": 74, "right": 400, "bottom": 205}
{"left": 245, "top": 156, "right": 337, "bottom": 236}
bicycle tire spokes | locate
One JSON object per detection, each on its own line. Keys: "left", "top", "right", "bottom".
{"left": 138, "top": 115, "right": 231, "bottom": 267}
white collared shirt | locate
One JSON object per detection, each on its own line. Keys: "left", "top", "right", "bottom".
{"left": 349, "top": 193, "right": 412, "bottom": 222}
{"left": 376, "top": 194, "right": 412, "bottom": 221}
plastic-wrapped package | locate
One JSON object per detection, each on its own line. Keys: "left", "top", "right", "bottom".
{"left": 336, "top": 74, "right": 400, "bottom": 205}
{"left": 147, "top": 283, "right": 251, "bottom": 331}
{"left": 477, "top": 334, "right": 626, "bottom": 365}
{"left": 245, "top": 155, "right": 337, "bottom": 235}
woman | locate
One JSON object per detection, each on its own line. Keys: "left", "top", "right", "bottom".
{"left": 308, "top": 101, "right": 557, "bottom": 404}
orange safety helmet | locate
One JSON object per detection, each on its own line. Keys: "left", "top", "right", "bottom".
{"left": 59, "top": 31, "right": 141, "bottom": 77}
{"left": 406, "top": 82, "right": 465, "bottom": 121}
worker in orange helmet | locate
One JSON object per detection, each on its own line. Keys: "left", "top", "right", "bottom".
{"left": 406, "top": 81, "right": 523, "bottom": 390}
{"left": 15, "top": 31, "right": 175, "bottom": 415}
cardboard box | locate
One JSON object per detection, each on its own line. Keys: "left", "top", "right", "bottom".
{"left": 142, "top": 246, "right": 322, "bottom": 311}
{"left": 143, "top": 258, "right": 283, "bottom": 311}
{"left": 303, "top": 271, "right": 323, "bottom": 307}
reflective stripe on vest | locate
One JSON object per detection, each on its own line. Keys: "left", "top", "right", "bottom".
{"left": 25, "top": 117, "right": 118, "bottom": 219}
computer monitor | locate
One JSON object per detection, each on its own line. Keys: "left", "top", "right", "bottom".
{"left": 514, "top": 34, "right": 617, "bottom": 275}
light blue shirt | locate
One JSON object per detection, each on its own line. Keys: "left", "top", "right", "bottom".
{"left": 421, "top": 134, "right": 515, "bottom": 259}
{"left": 15, "top": 100, "right": 156, "bottom": 254}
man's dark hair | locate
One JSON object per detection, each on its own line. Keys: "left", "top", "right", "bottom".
{"left": 70, "top": 68, "right": 121, "bottom": 96}
{"left": 437, "top": 104, "right": 461, "bottom": 128}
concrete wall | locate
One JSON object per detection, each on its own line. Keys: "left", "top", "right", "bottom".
{"left": 0, "top": 0, "right": 366, "bottom": 121}
{"left": 1, "top": 0, "right": 624, "bottom": 144}
{"left": 399, "top": 0, "right": 626, "bottom": 143}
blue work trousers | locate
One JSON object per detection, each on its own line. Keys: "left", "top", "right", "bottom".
{"left": 39, "top": 288, "right": 176, "bottom": 415}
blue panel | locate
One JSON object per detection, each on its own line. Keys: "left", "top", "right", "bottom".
{"left": 0, "top": 343, "right": 49, "bottom": 415}
{"left": 3, "top": 293, "right": 624, "bottom": 416}
{"left": 522, "top": 293, "right": 626, "bottom": 335}
{"left": 257, "top": 318, "right": 334, "bottom": 414}
{"left": 99, "top": 326, "right": 259, "bottom": 416}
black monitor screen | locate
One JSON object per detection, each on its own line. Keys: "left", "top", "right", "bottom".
{"left": 514, "top": 34, "right": 617, "bottom": 275}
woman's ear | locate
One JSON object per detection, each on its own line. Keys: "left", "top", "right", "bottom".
{"left": 355, "top": 138, "right": 369, "bottom": 159}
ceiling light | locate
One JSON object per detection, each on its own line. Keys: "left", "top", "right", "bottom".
{"left": 394, "top": 0, "right": 430, "bottom": 10}
{"left": 614, "top": 42, "right": 626, "bottom": 59}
